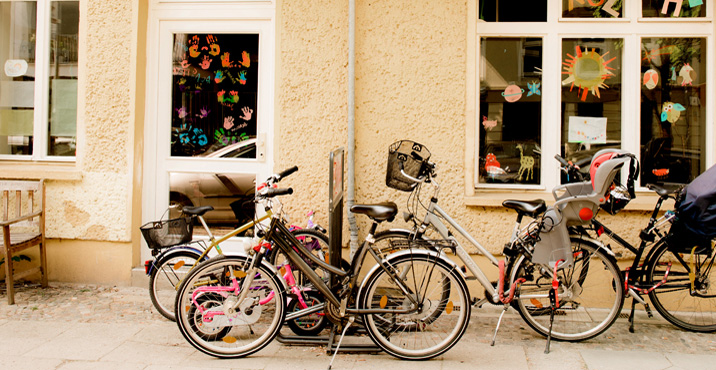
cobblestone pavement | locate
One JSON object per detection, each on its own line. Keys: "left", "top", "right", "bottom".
{"left": 2, "top": 283, "right": 716, "bottom": 370}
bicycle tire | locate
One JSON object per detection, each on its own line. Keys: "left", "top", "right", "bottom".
{"left": 359, "top": 252, "right": 470, "bottom": 360}
{"left": 149, "top": 250, "right": 202, "bottom": 321}
{"left": 512, "top": 237, "right": 624, "bottom": 341}
{"left": 175, "top": 255, "right": 285, "bottom": 358}
{"left": 647, "top": 241, "right": 716, "bottom": 332}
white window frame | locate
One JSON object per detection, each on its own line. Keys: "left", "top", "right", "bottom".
{"left": 473, "top": 1, "right": 714, "bottom": 194}
{"left": 0, "top": 0, "right": 78, "bottom": 162}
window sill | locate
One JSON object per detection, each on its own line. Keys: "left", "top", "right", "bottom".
{"left": 465, "top": 190, "right": 664, "bottom": 212}
{"left": 0, "top": 162, "right": 82, "bottom": 181}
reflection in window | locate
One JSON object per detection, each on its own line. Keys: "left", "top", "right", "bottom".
{"left": 48, "top": 1, "right": 79, "bottom": 156}
{"left": 0, "top": 1, "right": 37, "bottom": 155}
{"left": 561, "top": 38, "right": 622, "bottom": 180}
{"left": 171, "top": 34, "right": 259, "bottom": 158}
{"left": 479, "top": 0, "right": 547, "bottom": 22}
{"left": 562, "top": 0, "right": 623, "bottom": 18}
{"left": 479, "top": 38, "right": 542, "bottom": 185}
{"left": 640, "top": 38, "right": 706, "bottom": 186}
{"left": 169, "top": 172, "right": 256, "bottom": 235}
{"left": 642, "top": 0, "right": 705, "bottom": 18}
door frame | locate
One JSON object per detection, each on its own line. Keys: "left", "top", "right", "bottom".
{"left": 141, "top": 3, "right": 276, "bottom": 262}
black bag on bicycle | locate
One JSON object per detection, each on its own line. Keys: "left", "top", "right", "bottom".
{"left": 666, "top": 164, "right": 716, "bottom": 255}
{"left": 386, "top": 140, "right": 431, "bottom": 192}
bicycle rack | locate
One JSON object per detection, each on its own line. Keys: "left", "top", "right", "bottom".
{"left": 276, "top": 147, "right": 381, "bottom": 354}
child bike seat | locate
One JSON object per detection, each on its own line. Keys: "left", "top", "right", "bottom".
{"left": 350, "top": 202, "right": 398, "bottom": 222}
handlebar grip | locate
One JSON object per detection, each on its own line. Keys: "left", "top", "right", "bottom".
{"left": 554, "top": 154, "right": 570, "bottom": 167}
{"left": 264, "top": 187, "right": 294, "bottom": 197}
{"left": 276, "top": 166, "right": 298, "bottom": 181}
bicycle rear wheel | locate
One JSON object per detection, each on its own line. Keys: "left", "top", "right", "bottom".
{"left": 512, "top": 237, "right": 624, "bottom": 341}
{"left": 175, "top": 255, "right": 285, "bottom": 358}
{"left": 149, "top": 250, "right": 202, "bottom": 321}
{"left": 359, "top": 253, "right": 470, "bottom": 360}
{"left": 647, "top": 241, "right": 716, "bottom": 332}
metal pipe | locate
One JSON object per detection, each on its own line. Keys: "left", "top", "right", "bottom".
{"left": 346, "top": 0, "right": 359, "bottom": 257}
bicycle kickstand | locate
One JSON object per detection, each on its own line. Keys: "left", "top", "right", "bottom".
{"left": 490, "top": 305, "right": 510, "bottom": 346}
{"left": 327, "top": 316, "right": 355, "bottom": 370}
{"left": 544, "top": 287, "right": 557, "bottom": 354}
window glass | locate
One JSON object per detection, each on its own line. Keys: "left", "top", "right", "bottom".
{"left": 479, "top": 0, "right": 547, "bottom": 22}
{"left": 169, "top": 172, "right": 255, "bottom": 234}
{"left": 0, "top": 1, "right": 37, "bottom": 155}
{"left": 479, "top": 38, "right": 542, "bottom": 185}
{"left": 562, "top": 0, "right": 624, "bottom": 18}
{"left": 642, "top": 0, "right": 705, "bottom": 18}
{"left": 171, "top": 33, "right": 259, "bottom": 158}
{"left": 640, "top": 37, "right": 706, "bottom": 185}
{"left": 560, "top": 38, "right": 622, "bottom": 177}
{"left": 48, "top": 0, "right": 78, "bottom": 156}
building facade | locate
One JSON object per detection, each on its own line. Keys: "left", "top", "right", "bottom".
{"left": 0, "top": 0, "right": 713, "bottom": 284}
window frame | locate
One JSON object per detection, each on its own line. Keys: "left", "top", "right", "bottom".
{"left": 0, "top": 0, "right": 78, "bottom": 162}
{"left": 472, "top": 0, "right": 714, "bottom": 195}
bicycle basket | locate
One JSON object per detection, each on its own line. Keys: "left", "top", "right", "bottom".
{"left": 140, "top": 217, "right": 193, "bottom": 249}
{"left": 386, "top": 140, "right": 431, "bottom": 192}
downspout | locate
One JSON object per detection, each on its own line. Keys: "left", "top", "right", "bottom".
{"left": 346, "top": 0, "right": 359, "bottom": 256}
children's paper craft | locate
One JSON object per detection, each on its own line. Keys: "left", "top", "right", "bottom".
{"left": 568, "top": 116, "right": 607, "bottom": 144}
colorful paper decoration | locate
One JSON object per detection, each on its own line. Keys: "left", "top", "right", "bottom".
{"left": 679, "top": 64, "right": 695, "bottom": 86}
{"left": 501, "top": 84, "right": 524, "bottom": 103}
{"left": 643, "top": 69, "right": 659, "bottom": 90}
{"left": 568, "top": 116, "right": 607, "bottom": 144}
{"left": 527, "top": 81, "right": 541, "bottom": 97}
{"left": 661, "top": 0, "right": 684, "bottom": 16}
{"left": 562, "top": 46, "right": 616, "bottom": 102}
{"left": 482, "top": 116, "right": 498, "bottom": 131}
{"left": 661, "top": 102, "right": 686, "bottom": 124}
{"left": 603, "top": 0, "right": 620, "bottom": 17}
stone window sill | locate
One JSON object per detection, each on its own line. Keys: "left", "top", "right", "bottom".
{"left": 0, "top": 162, "right": 82, "bottom": 181}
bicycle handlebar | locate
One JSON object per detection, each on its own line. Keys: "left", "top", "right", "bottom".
{"left": 276, "top": 166, "right": 298, "bottom": 181}
{"left": 554, "top": 154, "right": 586, "bottom": 182}
{"left": 263, "top": 187, "right": 293, "bottom": 198}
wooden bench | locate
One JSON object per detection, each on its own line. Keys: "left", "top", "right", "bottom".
{"left": 1, "top": 179, "right": 47, "bottom": 305}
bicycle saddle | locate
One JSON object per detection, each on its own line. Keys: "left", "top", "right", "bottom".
{"left": 502, "top": 199, "right": 546, "bottom": 218}
{"left": 350, "top": 202, "right": 398, "bottom": 222}
{"left": 181, "top": 205, "right": 214, "bottom": 216}
{"left": 647, "top": 183, "right": 681, "bottom": 199}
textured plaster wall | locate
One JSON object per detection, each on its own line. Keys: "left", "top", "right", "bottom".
{"left": 45, "top": 0, "right": 135, "bottom": 243}
{"left": 277, "top": 0, "right": 650, "bottom": 256}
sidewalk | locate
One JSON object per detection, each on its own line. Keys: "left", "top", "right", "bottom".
{"left": 2, "top": 283, "right": 716, "bottom": 370}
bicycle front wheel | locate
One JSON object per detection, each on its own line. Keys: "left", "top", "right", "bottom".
{"left": 175, "top": 255, "right": 285, "bottom": 358}
{"left": 512, "top": 237, "right": 624, "bottom": 341}
{"left": 359, "top": 253, "right": 470, "bottom": 360}
{"left": 149, "top": 250, "right": 202, "bottom": 321}
{"left": 647, "top": 241, "right": 716, "bottom": 332}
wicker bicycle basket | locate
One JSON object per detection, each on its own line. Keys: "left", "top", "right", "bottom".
{"left": 386, "top": 140, "right": 431, "bottom": 192}
{"left": 140, "top": 217, "right": 193, "bottom": 249}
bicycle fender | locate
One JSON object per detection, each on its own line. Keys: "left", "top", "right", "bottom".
{"left": 569, "top": 233, "right": 615, "bottom": 258}
{"left": 147, "top": 245, "right": 206, "bottom": 275}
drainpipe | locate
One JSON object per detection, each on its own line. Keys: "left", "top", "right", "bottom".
{"left": 346, "top": 0, "right": 359, "bottom": 257}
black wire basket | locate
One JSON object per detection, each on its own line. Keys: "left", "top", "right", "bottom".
{"left": 140, "top": 217, "right": 193, "bottom": 249}
{"left": 386, "top": 140, "right": 431, "bottom": 192}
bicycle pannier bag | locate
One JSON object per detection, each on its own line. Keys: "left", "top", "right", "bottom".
{"left": 666, "top": 164, "right": 716, "bottom": 255}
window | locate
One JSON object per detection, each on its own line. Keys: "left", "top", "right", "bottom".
{"left": 0, "top": 0, "right": 78, "bottom": 159}
{"left": 475, "top": 1, "right": 712, "bottom": 190}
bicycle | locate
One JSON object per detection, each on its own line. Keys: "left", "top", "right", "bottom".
{"left": 557, "top": 151, "right": 716, "bottom": 333}
{"left": 141, "top": 167, "right": 329, "bottom": 323}
{"left": 173, "top": 168, "right": 472, "bottom": 361}
{"left": 374, "top": 140, "right": 626, "bottom": 347}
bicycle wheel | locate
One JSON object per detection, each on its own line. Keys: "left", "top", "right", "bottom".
{"left": 512, "top": 237, "right": 624, "bottom": 341}
{"left": 175, "top": 255, "right": 285, "bottom": 358}
{"left": 286, "top": 290, "right": 327, "bottom": 336}
{"left": 647, "top": 241, "right": 716, "bottom": 332}
{"left": 359, "top": 253, "right": 470, "bottom": 360}
{"left": 372, "top": 230, "right": 452, "bottom": 324}
{"left": 149, "top": 250, "right": 202, "bottom": 321}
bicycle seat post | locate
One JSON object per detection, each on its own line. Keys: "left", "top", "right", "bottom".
{"left": 196, "top": 215, "right": 215, "bottom": 240}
